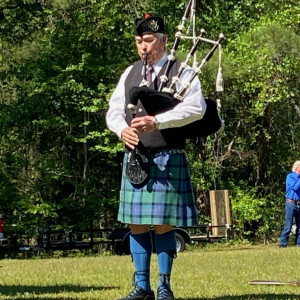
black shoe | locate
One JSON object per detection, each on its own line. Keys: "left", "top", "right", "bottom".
{"left": 157, "top": 286, "right": 175, "bottom": 300}
{"left": 117, "top": 285, "right": 155, "bottom": 300}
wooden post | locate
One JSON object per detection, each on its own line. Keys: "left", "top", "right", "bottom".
{"left": 209, "top": 190, "right": 232, "bottom": 237}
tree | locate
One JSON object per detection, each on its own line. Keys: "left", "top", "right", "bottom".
{"left": 0, "top": 0, "right": 299, "bottom": 242}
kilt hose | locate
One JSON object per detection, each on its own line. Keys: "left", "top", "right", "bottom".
{"left": 118, "top": 149, "right": 198, "bottom": 226}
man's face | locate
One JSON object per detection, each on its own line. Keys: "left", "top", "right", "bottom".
{"left": 135, "top": 33, "right": 166, "bottom": 65}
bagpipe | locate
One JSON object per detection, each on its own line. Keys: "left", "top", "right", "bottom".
{"left": 129, "top": 33, "right": 224, "bottom": 139}
{"left": 126, "top": 0, "right": 225, "bottom": 185}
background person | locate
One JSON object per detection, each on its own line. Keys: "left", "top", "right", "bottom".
{"left": 106, "top": 14, "right": 206, "bottom": 300}
{"left": 279, "top": 161, "right": 300, "bottom": 247}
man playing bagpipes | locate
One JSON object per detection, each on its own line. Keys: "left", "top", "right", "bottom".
{"left": 106, "top": 11, "right": 207, "bottom": 300}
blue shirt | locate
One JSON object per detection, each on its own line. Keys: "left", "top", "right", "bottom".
{"left": 285, "top": 171, "right": 300, "bottom": 200}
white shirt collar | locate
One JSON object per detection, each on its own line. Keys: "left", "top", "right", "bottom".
{"left": 152, "top": 52, "right": 168, "bottom": 75}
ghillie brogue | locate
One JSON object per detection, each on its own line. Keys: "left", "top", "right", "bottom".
{"left": 117, "top": 285, "right": 155, "bottom": 300}
{"left": 157, "top": 286, "right": 174, "bottom": 300}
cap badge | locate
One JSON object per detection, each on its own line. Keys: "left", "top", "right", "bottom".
{"left": 148, "top": 19, "right": 159, "bottom": 32}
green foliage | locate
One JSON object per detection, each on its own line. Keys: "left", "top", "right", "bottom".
{"left": 0, "top": 0, "right": 300, "bottom": 243}
{"left": 231, "top": 183, "right": 283, "bottom": 241}
{"left": 222, "top": 22, "right": 300, "bottom": 193}
{"left": 0, "top": 0, "right": 128, "bottom": 234}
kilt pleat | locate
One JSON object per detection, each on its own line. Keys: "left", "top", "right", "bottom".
{"left": 118, "top": 150, "right": 198, "bottom": 226}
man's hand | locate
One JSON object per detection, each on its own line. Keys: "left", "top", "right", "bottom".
{"left": 131, "top": 116, "right": 156, "bottom": 133}
{"left": 121, "top": 127, "right": 139, "bottom": 150}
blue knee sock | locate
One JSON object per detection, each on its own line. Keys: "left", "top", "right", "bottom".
{"left": 155, "top": 230, "right": 176, "bottom": 289}
{"left": 130, "top": 231, "right": 153, "bottom": 292}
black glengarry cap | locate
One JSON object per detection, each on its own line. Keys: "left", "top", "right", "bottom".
{"left": 135, "top": 13, "right": 165, "bottom": 35}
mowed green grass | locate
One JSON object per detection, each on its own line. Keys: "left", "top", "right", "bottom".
{"left": 0, "top": 245, "right": 300, "bottom": 300}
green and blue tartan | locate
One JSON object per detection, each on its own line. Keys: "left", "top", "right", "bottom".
{"left": 118, "top": 150, "right": 198, "bottom": 226}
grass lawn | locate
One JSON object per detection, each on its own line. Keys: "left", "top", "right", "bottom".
{"left": 0, "top": 244, "right": 300, "bottom": 300}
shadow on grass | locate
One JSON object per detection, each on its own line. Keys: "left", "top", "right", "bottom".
{"left": 0, "top": 283, "right": 118, "bottom": 296}
{"left": 0, "top": 298, "right": 97, "bottom": 300}
{"left": 177, "top": 294, "right": 300, "bottom": 300}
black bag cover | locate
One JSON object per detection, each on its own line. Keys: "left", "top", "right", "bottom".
{"left": 129, "top": 86, "right": 180, "bottom": 115}
{"left": 129, "top": 86, "right": 222, "bottom": 138}
{"left": 182, "top": 97, "right": 223, "bottom": 138}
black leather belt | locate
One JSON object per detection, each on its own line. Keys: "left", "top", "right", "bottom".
{"left": 286, "top": 198, "right": 300, "bottom": 204}
{"left": 143, "top": 148, "right": 184, "bottom": 156}
{"left": 126, "top": 148, "right": 184, "bottom": 156}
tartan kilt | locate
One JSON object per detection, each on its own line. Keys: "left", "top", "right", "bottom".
{"left": 118, "top": 150, "right": 198, "bottom": 226}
